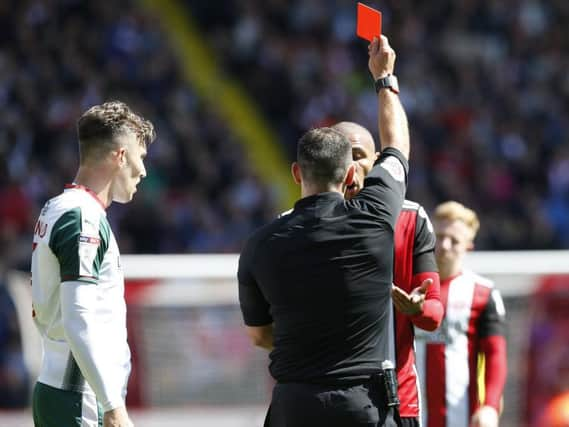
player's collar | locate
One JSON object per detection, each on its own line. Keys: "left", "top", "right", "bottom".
{"left": 64, "top": 183, "right": 107, "bottom": 211}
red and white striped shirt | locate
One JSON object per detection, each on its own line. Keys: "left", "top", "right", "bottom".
{"left": 414, "top": 270, "right": 507, "bottom": 427}
{"left": 393, "top": 200, "right": 443, "bottom": 419}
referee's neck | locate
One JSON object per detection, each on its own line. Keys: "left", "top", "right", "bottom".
{"left": 301, "top": 185, "right": 344, "bottom": 198}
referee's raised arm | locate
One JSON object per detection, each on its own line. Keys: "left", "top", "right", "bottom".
{"left": 369, "top": 35, "right": 410, "bottom": 160}
{"left": 353, "top": 35, "right": 409, "bottom": 231}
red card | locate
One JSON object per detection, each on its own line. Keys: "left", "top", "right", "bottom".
{"left": 356, "top": 3, "right": 382, "bottom": 42}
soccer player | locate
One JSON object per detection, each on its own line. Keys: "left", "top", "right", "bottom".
{"left": 333, "top": 121, "right": 443, "bottom": 427}
{"left": 415, "top": 201, "right": 507, "bottom": 427}
{"left": 239, "top": 35, "right": 410, "bottom": 427}
{"left": 31, "top": 101, "right": 155, "bottom": 427}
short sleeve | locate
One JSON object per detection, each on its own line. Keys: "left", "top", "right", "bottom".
{"left": 412, "top": 206, "right": 437, "bottom": 274}
{"left": 478, "top": 289, "right": 507, "bottom": 338}
{"left": 353, "top": 147, "right": 409, "bottom": 229}
{"left": 49, "top": 208, "right": 109, "bottom": 284}
{"left": 238, "top": 240, "right": 273, "bottom": 326}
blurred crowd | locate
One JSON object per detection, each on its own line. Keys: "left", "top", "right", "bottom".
{"left": 0, "top": 0, "right": 278, "bottom": 277}
{"left": 189, "top": 0, "right": 569, "bottom": 250}
{"left": 0, "top": 0, "right": 567, "bottom": 274}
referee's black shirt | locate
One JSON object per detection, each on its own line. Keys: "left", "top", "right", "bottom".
{"left": 238, "top": 147, "right": 408, "bottom": 385}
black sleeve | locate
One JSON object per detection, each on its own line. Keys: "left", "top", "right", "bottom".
{"left": 478, "top": 289, "right": 507, "bottom": 338}
{"left": 413, "top": 206, "right": 438, "bottom": 274}
{"left": 354, "top": 147, "right": 409, "bottom": 229}
{"left": 413, "top": 251, "right": 438, "bottom": 275}
{"left": 237, "top": 239, "right": 273, "bottom": 327}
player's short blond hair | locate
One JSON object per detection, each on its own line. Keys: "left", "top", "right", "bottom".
{"left": 434, "top": 201, "right": 480, "bottom": 239}
{"left": 77, "top": 101, "right": 155, "bottom": 163}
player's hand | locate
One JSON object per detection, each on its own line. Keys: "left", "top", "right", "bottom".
{"left": 470, "top": 405, "right": 499, "bottom": 427}
{"left": 392, "top": 278, "right": 433, "bottom": 316}
{"left": 368, "top": 35, "right": 396, "bottom": 80}
{"left": 103, "top": 406, "right": 134, "bottom": 427}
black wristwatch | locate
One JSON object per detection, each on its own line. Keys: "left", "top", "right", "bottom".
{"left": 374, "top": 74, "right": 399, "bottom": 94}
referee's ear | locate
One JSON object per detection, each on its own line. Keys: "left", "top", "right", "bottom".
{"left": 291, "top": 162, "right": 302, "bottom": 185}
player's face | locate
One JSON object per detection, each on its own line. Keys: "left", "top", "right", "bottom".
{"left": 344, "top": 131, "right": 378, "bottom": 200}
{"left": 110, "top": 131, "right": 147, "bottom": 204}
{"left": 434, "top": 219, "right": 473, "bottom": 268}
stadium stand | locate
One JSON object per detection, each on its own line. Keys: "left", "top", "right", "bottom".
{"left": 186, "top": 0, "right": 569, "bottom": 250}
{"left": 0, "top": 0, "right": 280, "bottom": 273}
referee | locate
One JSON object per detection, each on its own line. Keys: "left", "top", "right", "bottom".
{"left": 238, "top": 36, "right": 409, "bottom": 427}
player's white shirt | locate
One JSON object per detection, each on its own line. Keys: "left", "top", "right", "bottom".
{"left": 31, "top": 184, "right": 130, "bottom": 403}
{"left": 414, "top": 270, "right": 506, "bottom": 427}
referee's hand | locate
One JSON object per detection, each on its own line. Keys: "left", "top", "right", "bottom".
{"left": 368, "top": 35, "right": 396, "bottom": 80}
{"left": 391, "top": 278, "right": 433, "bottom": 316}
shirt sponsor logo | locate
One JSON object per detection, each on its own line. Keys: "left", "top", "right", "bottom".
{"left": 380, "top": 156, "right": 405, "bottom": 182}
{"left": 78, "top": 235, "right": 101, "bottom": 245}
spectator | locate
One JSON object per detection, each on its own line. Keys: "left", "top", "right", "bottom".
{"left": 189, "top": 0, "right": 569, "bottom": 250}
{"left": 0, "top": 0, "right": 279, "bottom": 274}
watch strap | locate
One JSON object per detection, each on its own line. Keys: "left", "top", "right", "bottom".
{"left": 374, "top": 75, "right": 399, "bottom": 94}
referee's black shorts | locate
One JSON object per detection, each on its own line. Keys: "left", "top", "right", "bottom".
{"left": 264, "top": 376, "right": 398, "bottom": 427}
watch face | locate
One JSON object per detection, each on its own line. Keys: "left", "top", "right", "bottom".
{"left": 375, "top": 75, "right": 399, "bottom": 94}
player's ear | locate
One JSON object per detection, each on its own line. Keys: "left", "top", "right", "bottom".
{"left": 291, "top": 162, "right": 302, "bottom": 185}
{"left": 375, "top": 152, "right": 380, "bottom": 162}
{"left": 117, "top": 147, "right": 127, "bottom": 168}
{"left": 110, "top": 146, "right": 126, "bottom": 167}
{"left": 344, "top": 163, "right": 355, "bottom": 187}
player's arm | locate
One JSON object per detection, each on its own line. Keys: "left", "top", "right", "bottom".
{"left": 479, "top": 289, "right": 507, "bottom": 411}
{"left": 409, "top": 208, "right": 442, "bottom": 330}
{"left": 238, "top": 236, "right": 273, "bottom": 351}
{"left": 392, "top": 207, "right": 443, "bottom": 330}
{"left": 471, "top": 289, "right": 507, "bottom": 427}
{"left": 392, "top": 270, "right": 441, "bottom": 330}
{"left": 61, "top": 282, "right": 129, "bottom": 413}
{"left": 50, "top": 209, "right": 130, "bottom": 417}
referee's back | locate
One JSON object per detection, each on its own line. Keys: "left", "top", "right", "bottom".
{"left": 239, "top": 146, "right": 408, "bottom": 385}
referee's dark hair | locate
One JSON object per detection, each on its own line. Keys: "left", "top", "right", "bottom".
{"left": 297, "top": 127, "right": 352, "bottom": 187}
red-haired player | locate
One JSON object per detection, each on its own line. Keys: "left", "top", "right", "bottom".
{"left": 415, "top": 201, "right": 507, "bottom": 427}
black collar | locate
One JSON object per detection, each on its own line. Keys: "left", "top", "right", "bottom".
{"left": 294, "top": 192, "right": 344, "bottom": 210}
